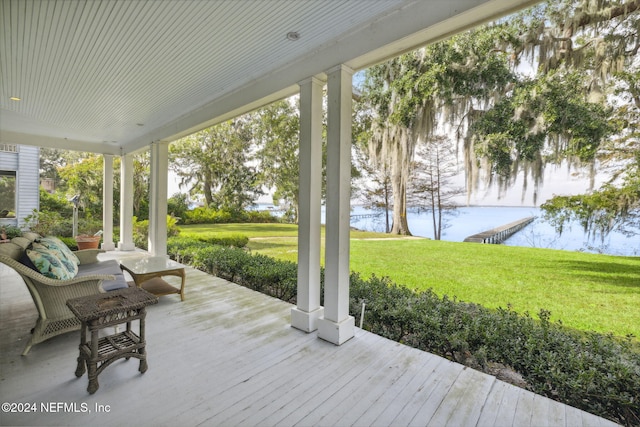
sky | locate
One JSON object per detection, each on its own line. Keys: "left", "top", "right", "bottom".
{"left": 167, "top": 156, "right": 606, "bottom": 208}
{"left": 453, "top": 159, "right": 606, "bottom": 207}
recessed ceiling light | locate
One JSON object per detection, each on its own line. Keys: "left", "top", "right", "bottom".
{"left": 286, "top": 31, "right": 300, "bottom": 41}
{"left": 9, "top": 96, "right": 21, "bottom": 101}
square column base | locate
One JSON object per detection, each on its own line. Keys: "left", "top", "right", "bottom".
{"left": 291, "top": 307, "right": 324, "bottom": 333}
{"left": 117, "top": 242, "right": 136, "bottom": 251}
{"left": 317, "top": 316, "right": 355, "bottom": 345}
{"left": 101, "top": 242, "right": 116, "bottom": 251}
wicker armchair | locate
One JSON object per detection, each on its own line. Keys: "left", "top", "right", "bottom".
{"left": 0, "top": 233, "right": 119, "bottom": 355}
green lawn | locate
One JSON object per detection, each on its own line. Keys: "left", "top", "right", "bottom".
{"left": 179, "top": 223, "right": 640, "bottom": 338}
{"left": 181, "top": 223, "right": 397, "bottom": 240}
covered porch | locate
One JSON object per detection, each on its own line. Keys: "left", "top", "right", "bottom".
{"left": 1, "top": 0, "right": 545, "bottom": 346}
{"left": 0, "top": 253, "right": 617, "bottom": 426}
{"left": 2, "top": 2, "right": 618, "bottom": 425}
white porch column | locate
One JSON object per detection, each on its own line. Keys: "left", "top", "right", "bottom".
{"left": 118, "top": 154, "right": 136, "bottom": 251}
{"left": 148, "top": 141, "right": 169, "bottom": 256}
{"left": 317, "top": 65, "right": 355, "bottom": 345}
{"left": 291, "top": 76, "right": 325, "bottom": 333}
{"left": 101, "top": 154, "right": 116, "bottom": 251}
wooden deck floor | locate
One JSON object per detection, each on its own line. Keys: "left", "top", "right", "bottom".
{"left": 0, "top": 252, "right": 618, "bottom": 427}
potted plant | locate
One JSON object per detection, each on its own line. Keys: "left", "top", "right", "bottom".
{"left": 75, "top": 230, "right": 102, "bottom": 250}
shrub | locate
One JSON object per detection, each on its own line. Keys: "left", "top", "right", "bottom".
{"left": 167, "top": 239, "right": 297, "bottom": 302}
{"left": 133, "top": 218, "right": 149, "bottom": 250}
{"left": 23, "top": 209, "right": 100, "bottom": 238}
{"left": 133, "top": 215, "right": 180, "bottom": 250}
{"left": 207, "top": 246, "right": 252, "bottom": 282}
{"left": 195, "top": 234, "right": 249, "bottom": 248}
{"left": 1, "top": 225, "right": 22, "bottom": 239}
{"left": 182, "top": 206, "right": 280, "bottom": 224}
{"left": 39, "top": 188, "right": 73, "bottom": 216}
{"left": 183, "top": 207, "right": 232, "bottom": 224}
{"left": 167, "top": 236, "right": 209, "bottom": 265}
{"left": 190, "top": 245, "right": 227, "bottom": 273}
{"left": 58, "top": 236, "right": 78, "bottom": 251}
{"left": 236, "top": 253, "right": 298, "bottom": 302}
{"left": 167, "top": 193, "right": 190, "bottom": 221}
{"left": 77, "top": 218, "right": 103, "bottom": 236}
{"left": 24, "top": 209, "right": 71, "bottom": 236}
{"left": 246, "top": 210, "right": 280, "bottom": 223}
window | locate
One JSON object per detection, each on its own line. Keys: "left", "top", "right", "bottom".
{"left": 0, "top": 171, "right": 16, "bottom": 218}
{"left": 0, "top": 144, "right": 18, "bottom": 153}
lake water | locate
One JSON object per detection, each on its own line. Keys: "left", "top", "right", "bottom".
{"left": 256, "top": 204, "right": 638, "bottom": 256}
{"left": 348, "top": 205, "right": 639, "bottom": 257}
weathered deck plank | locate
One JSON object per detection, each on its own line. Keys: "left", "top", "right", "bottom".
{"left": 332, "top": 350, "right": 438, "bottom": 426}
{"left": 373, "top": 355, "right": 448, "bottom": 426}
{"left": 229, "top": 333, "right": 385, "bottom": 426}
{"left": 262, "top": 334, "right": 402, "bottom": 426}
{"left": 428, "top": 367, "right": 496, "bottom": 426}
{"left": 0, "top": 255, "right": 620, "bottom": 427}
{"left": 406, "top": 361, "right": 465, "bottom": 426}
{"left": 287, "top": 340, "right": 416, "bottom": 426}
{"left": 476, "top": 380, "right": 514, "bottom": 426}
{"left": 232, "top": 332, "right": 383, "bottom": 426}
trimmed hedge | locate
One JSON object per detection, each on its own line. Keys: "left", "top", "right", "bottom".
{"left": 182, "top": 207, "right": 279, "bottom": 224}
{"left": 168, "top": 237, "right": 298, "bottom": 303}
{"left": 193, "top": 234, "right": 249, "bottom": 248}
{"left": 166, "top": 239, "right": 640, "bottom": 426}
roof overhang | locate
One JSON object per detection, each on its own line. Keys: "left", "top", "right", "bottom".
{"left": 0, "top": 0, "right": 540, "bottom": 155}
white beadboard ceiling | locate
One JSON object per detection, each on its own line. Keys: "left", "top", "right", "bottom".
{"left": 0, "top": 0, "right": 539, "bottom": 155}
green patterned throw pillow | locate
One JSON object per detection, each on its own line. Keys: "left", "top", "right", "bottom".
{"left": 39, "top": 236, "right": 80, "bottom": 266}
{"left": 31, "top": 241, "right": 79, "bottom": 277}
{"left": 26, "top": 246, "right": 75, "bottom": 280}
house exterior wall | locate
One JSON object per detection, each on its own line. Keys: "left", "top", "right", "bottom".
{"left": 0, "top": 144, "right": 39, "bottom": 229}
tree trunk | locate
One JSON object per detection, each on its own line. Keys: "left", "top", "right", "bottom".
{"left": 384, "top": 175, "right": 391, "bottom": 233}
{"left": 390, "top": 167, "right": 412, "bottom": 235}
{"left": 436, "top": 197, "right": 443, "bottom": 240}
{"left": 431, "top": 199, "right": 438, "bottom": 240}
{"left": 203, "top": 171, "right": 214, "bottom": 206}
{"left": 435, "top": 149, "right": 443, "bottom": 240}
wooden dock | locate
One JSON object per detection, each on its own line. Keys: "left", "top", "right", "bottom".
{"left": 351, "top": 212, "right": 383, "bottom": 220}
{"left": 463, "top": 216, "right": 535, "bottom": 244}
{"left": 0, "top": 252, "right": 618, "bottom": 427}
